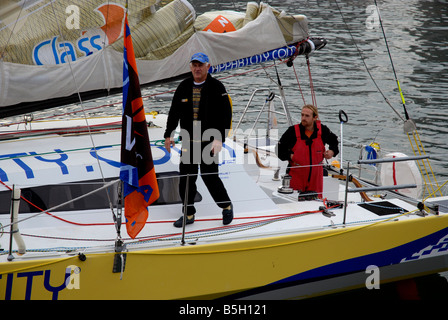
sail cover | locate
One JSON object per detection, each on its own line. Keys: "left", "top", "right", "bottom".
{"left": 0, "top": 0, "right": 309, "bottom": 116}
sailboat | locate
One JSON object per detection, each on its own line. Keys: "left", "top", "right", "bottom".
{"left": 1, "top": 0, "right": 447, "bottom": 300}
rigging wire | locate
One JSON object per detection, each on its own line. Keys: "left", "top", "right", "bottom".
{"left": 0, "top": 178, "right": 119, "bottom": 229}
{"left": 305, "top": 55, "right": 317, "bottom": 107}
{"left": 372, "top": 0, "right": 442, "bottom": 197}
{"left": 333, "top": 0, "right": 442, "bottom": 197}
{"left": 268, "top": 2, "right": 313, "bottom": 108}
{"left": 0, "top": 0, "right": 26, "bottom": 62}
{"left": 373, "top": 0, "right": 409, "bottom": 121}
{"left": 332, "top": 0, "right": 404, "bottom": 122}
{"left": 292, "top": 63, "right": 307, "bottom": 106}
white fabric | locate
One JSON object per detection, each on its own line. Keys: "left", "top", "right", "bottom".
{"left": 380, "top": 152, "right": 423, "bottom": 198}
{"left": 0, "top": 8, "right": 304, "bottom": 108}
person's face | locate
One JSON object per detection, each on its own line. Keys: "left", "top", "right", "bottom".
{"left": 301, "top": 107, "right": 317, "bottom": 129}
{"left": 190, "top": 61, "right": 209, "bottom": 82}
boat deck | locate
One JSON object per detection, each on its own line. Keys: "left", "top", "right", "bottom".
{"left": 0, "top": 114, "right": 446, "bottom": 261}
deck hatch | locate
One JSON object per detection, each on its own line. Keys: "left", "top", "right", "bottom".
{"left": 358, "top": 201, "right": 406, "bottom": 216}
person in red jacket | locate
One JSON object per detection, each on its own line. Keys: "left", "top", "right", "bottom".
{"left": 276, "top": 105, "right": 339, "bottom": 197}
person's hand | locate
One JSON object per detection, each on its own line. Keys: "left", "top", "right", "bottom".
{"left": 164, "top": 137, "right": 175, "bottom": 153}
{"left": 324, "top": 149, "right": 334, "bottom": 159}
{"left": 211, "top": 139, "right": 222, "bottom": 155}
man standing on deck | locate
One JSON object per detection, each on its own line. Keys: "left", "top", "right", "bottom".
{"left": 164, "top": 52, "right": 233, "bottom": 227}
{"left": 276, "top": 104, "right": 339, "bottom": 197}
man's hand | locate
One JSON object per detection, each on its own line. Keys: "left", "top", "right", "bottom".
{"left": 211, "top": 139, "right": 222, "bottom": 155}
{"left": 164, "top": 137, "right": 175, "bottom": 153}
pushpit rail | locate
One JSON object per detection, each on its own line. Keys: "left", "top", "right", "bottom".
{"left": 342, "top": 155, "right": 428, "bottom": 224}
{"left": 357, "top": 155, "right": 430, "bottom": 165}
{"left": 233, "top": 88, "right": 292, "bottom": 141}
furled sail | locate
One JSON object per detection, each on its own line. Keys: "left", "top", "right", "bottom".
{"left": 0, "top": 0, "right": 315, "bottom": 117}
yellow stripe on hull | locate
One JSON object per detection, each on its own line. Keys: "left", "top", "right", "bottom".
{"left": 1, "top": 214, "right": 448, "bottom": 300}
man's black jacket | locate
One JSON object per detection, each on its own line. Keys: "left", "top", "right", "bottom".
{"left": 164, "top": 74, "right": 232, "bottom": 142}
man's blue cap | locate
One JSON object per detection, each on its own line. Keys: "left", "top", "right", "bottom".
{"left": 190, "top": 52, "right": 209, "bottom": 64}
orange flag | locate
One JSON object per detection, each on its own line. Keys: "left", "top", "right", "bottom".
{"left": 120, "top": 14, "right": 159, "bottom": 239}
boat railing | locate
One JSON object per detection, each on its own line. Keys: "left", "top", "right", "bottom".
{"left": 3, "top": 153, "right": 441, "bottom": 259}
{"left": 357, "top": 155, "right": 430, "bottom": 165}
{"left": 232, "top": 88, "right": 293, "bottom": 147}
{"left": 2, "top": 162, "right": 342, "bottom": 257}
{"left": 2, "top": 179, "right": 120, "bottom": 259}
{"left": 355, "top": 143, "right": 382, "bottom": 185}
{"left": 6, "top": 185, "right": 25, "bottom": 261}
{"left": 343, "top": 159, "right": 419, "bottom": 224}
